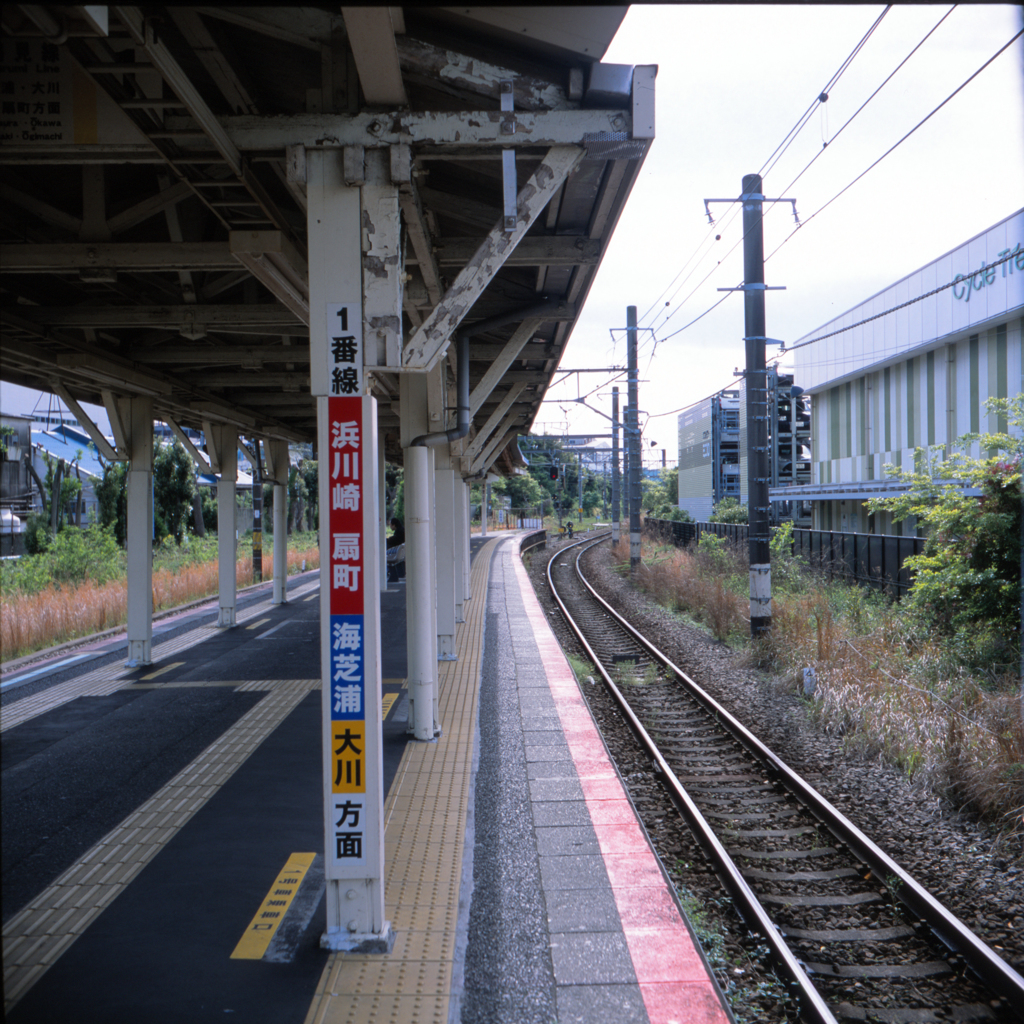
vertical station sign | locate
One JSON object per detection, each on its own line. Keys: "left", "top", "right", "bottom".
{"left": 319, "top": 300, "right": 382, "bottom": 885}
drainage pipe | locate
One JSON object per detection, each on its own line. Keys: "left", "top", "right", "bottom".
{"left": 409, "top": 299, "right": 565, "bottom": 449}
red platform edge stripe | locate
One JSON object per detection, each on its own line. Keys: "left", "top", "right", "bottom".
{"left": 512, "top": 550, "right": 731, "bottom": 1024}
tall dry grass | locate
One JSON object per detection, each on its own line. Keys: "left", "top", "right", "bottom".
{"left": 616, "top": 536, "right": 748, "bottom": 642}
{"left": 1, "top": 543, "right": 320, "bottom": 663}
{"left": 614, "top": 535, "right": 1024, "bottom": 834}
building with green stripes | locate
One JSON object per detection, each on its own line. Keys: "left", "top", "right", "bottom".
{"left": 781, "top": 209, "right": 1023, "bottom": 535}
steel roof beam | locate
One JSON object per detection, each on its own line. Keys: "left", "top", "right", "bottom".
{"left": 171, "top": 109, "right": 629, "bottom": 150}
{"left": 15, "top": 305, "right": 304, "bottom": 331}
{"left": 465, "top": 382, "right": 528, "bottom": 462}
{"left": 129, "top": 345, "right": 310, "bottom": 365}
{"left": 341, "top": 7, "right": 408, "bottom": 107}
{"left": 2, "top": 242, "right": 237, "bottom": 271}
{"left": 468, "top": 320, "right": 541, "bottom": 419}
{"left": 403, "top": 145, "right": 584, "bottom": 372}
{"left": 428, "top": 236, "right": 601, "bottom": 267}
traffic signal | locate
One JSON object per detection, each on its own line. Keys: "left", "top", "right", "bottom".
{"left": 549, "top": 466, "right": 559, "bottom": 480}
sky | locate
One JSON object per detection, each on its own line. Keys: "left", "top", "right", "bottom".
{"left": 539, "top": 3, "right": 1024, "bottom": 466}
{"left": 3, "top": 4, "right": 1023, "bottom": 464}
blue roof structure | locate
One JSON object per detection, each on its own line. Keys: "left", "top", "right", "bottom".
{"left": 31, "top": 425, "right": 105, "bottom": 479}
{"left": 30, "top": 425, "right": 254, "bottom": 488}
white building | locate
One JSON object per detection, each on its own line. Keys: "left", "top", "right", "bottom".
{"left": 782, "top": 209, "right": 1023, "bottom": 535}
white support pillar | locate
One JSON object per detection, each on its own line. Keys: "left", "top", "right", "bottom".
{"left": 405, "top": 444, "right": 438, "bottom": 739}
{"left": 124, "top": 396, "right": 154, "bottom": 666}
{"left": 434, "top": 466, "right": 457, "bottom": 658}
{"left": 211, "top": 423, "right": 238, "bottom": 627}
{"left": 378, "top": 434, "right": 388, "bottom": 590}
{"left": 307, "top": 145, "right": 390, "bottom": 952}
{"left": 482, "top": 481, "right": 489, "bottom": 536}
{"left": 453, "top": 478, "right": 468, "bottom": 622}
{"left": 267, "top": 439, "right": 289, "bottom": 605}
{"left": 464, "top": 481, "right": 472, "bottom": 598}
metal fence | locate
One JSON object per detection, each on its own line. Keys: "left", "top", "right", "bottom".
{"left": 645, "top": 518, "right": 925, "bottom": 596}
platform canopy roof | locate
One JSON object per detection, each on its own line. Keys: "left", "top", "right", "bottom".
{"left": 0, "top": 5, "right": 652, "bottom": 474}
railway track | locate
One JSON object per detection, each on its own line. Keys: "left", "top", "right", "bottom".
{"left": 544, "top": 532, "right": 1024, "bottom": 1024}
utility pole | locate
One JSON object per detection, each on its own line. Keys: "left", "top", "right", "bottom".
{"left": 627, "top": 305, "right": 641, "bottom": 571}
{"left": 613, "top": 388, "right": 621, "bottom": 544}
{"left": 578, "top": 450, "right": 583, "bottom": 523}
{"left": 740, "top": 174, "right": 771, "bottom": 635}
{"left": 707, "top": 176, "right": 797, "bottom": 637}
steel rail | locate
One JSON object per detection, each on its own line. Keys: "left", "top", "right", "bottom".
{"left": 562, "top": 535, "right": 1024, "bottom": 1008}
{"left": 546, "top": 534, "right": 838, "bottom": 1024}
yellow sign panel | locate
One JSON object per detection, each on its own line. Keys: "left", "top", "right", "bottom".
{"left": 252, "top": 531, "right": 262, "bottom": 551}
{"left": 331, "top": 722, "right": 366, "bottom": 793}
{"left": 230, "top": 852, "right": 316, "bottom": 960}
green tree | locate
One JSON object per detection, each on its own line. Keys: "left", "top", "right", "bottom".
{"left": 866, "top": 395, "right": 1023, "bottom": 649}
{"left": 153, "top": 439, "right": 197, "bottom": 544}
{"left": 710, "top": 496, "right": 748, "bottom": 524}
{"left": 95, "top": 459, "right": 129, "bottom": 546}
{"left": 493, "top": 471, "right": 544, "bottom": 509}
{"left": 384, "top": 462, "right": 403, "bottom": 521}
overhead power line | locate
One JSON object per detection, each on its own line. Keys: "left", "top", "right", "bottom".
{"left": 642, "top": 7, "right": 895, "bottom": 339}
{"left": 765, "top": 24, "right": 1024, "bottom": 265}
{"left": 759, "top": 4, "right": 892, "bottom": 180}
{"left": 652, "top": 17, "right": 1021, "bottom": 354}
{"left": 765, "top": 5, "right": 956, "bottom": 212}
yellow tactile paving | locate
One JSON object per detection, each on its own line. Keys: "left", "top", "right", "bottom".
{"left": 0, "top": 578, "right": 318, "bottom": 733}
{"left": 2, "top": 679, "right": 319, "bottom": 1014}
{"left": 303, "top": 536, "right": 503, "bottom": 1024}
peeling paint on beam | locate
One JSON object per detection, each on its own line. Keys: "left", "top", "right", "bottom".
{"left": 394, "top": 36, "right": 577, "bottom": 112}
{"left": 170, "top": 110, "right": 628, "bottom": 150}
{"left": 402, "top": 145, "right": 584, "bottom": 373}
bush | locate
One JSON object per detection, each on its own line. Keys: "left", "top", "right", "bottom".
{"left": 709, "top": 496, "right": 748, "bottom": 524}
{"left": 47, "top": 524, "right": 124, "bottom": 588}
{"left": 867, "top": 395, "right": 1023, "bottom": 653}
{"left": 22, "top": 512, "right": 51, "bottom": 555}
{"left": 2, "top": 524, "right": 124, "bottom": 595}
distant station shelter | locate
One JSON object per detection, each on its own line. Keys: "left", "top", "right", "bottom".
{"left": 784, "top": 208, "right": 1023, "bottom": 535}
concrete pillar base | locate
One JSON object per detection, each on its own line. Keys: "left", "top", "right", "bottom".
{"left": 124, "top": 640, "right": 151, "bottom": 667}
{"left": 320, "top": 923, "right": 395, "bottom": 954}
{"left": 217, "top": 608, "right": 236, "bottom": 628}
{"left": 438, "top": 634, "right": 457, "bottom": 661}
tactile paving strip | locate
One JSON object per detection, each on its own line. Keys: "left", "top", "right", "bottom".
{"left": 303, "top": 537, "right": 501, "bottom": 1024}
{"left": 1, "top": 584, "right": 317, "bottom": 733}
{"left": 2, "top": 679, "right": 318, "bottom": 1013}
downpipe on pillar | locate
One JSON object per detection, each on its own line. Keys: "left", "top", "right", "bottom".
{"left": 405, "top": 332, "right": 472, "bottom": 740}
{"left": 405, "top": 331, "right": 473, "bottom": 741}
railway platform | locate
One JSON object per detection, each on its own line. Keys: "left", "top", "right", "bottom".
{"left": 1, "top": 532, "right": 731, "bottom": 1024}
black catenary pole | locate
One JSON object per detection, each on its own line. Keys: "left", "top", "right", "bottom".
{"left": 627, "top": 305, "right": 642, "bottom": 571}
{"left": 611, "top": 387, "right": 620, "bottom": 544}
{"left": 742, "top": 173, "right": 771, "bottom": 636}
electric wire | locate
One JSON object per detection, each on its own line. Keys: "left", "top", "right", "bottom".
{"left": 763, "top": 5, "right": 956, "bottom": 219}
{"left": 759, "top": 4, "right": 892, "bottom": 180}
{"left": 645, "top": 376, "right": 744, "bottom": 420}
{"left": 763, "top": 25, "right": 1024, "bottom": 267}
{"left": 644, "top": 8, "right": 896, "bottom": 340}
{"left": 653, "top": 15, "right": 1017, "bottom": 353}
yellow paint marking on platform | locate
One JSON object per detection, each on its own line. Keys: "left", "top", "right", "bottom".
{"left": 139, "top": 662, "right": 184, "bottom": 681}
{"left": 246, "top": 618, "right": 271, "bottom": 631}
{"left": 303, "top": 593, "right": 318, "bottom": 602}
{"left": 381, "top": 693, "right": 398, "bottom": 718}
{"left": 231, "top": 852, "right": 316, "bottom": 960}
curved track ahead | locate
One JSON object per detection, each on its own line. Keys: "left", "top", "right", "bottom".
{"left": 545, "top": 533, "right": 1024, "bottom": 1024}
